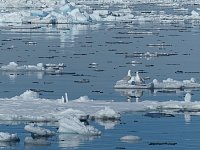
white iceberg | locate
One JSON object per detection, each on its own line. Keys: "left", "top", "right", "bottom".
{"left": 0, "top": 132, "right": 19, "bottom": 142}
{"left": 58, "top": 116, "right": 101, "bottom": 136}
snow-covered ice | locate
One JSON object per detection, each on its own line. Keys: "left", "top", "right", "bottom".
{"left": 58, "top": 116, "right": 101, "bottom": 136}
{"left": 114, "top": 70, "right": 200, "bottom": 89}
{"left": 0, "top": 90, "right": 199, "bottom": 123}
{"left": 91, "top": 106, "right": 120, "bottom": 120}
{"left": 0, "top": 62, "right": 64, "bottom": 73}
{"left": 0, "top": 132, "right": 20, "bottom": 142}
{"left": 0, "top": 89, "right": 199, "bottom": 143}
{"left": 0, "top": 0, "right": 200, "bottom": 25}
{"left": 24, "top": 124, "right": 55, "bottom": 137}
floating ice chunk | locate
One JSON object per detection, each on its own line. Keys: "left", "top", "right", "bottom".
{"left": 58, "top": 116, "right": 101, "bottom": 136}
{"left": 31, "top": 10, "right": 48, "bottom": 17}
{"left": 73, "top": 96, "right": 93, "bottom": 102}
{"left": 55, "top": 108, "right": 88, "bottom": 121}
{"left": 0, "top": 132, "right": 20, "bottom": 142}
{"left": 0, "top": 62, "right": 64, "bottom": 73}
{"left": 24, "top": 124, "right": 55, "bottom": 137}
{"left": 11, "top": 90, "right": 39, "bottom": 100}
{"left": 191, "top": 10, "right": 199, "bottom": 18}
{"left": 1, "top": 62, "right": 18, "bottom": 70}
{"left": 120, "top": 135, "right": 141, "bottom": 143}
{"left": 91, "top": 107, "right": 120, "bottom": 120}
{"left": 68, "top": 8, "right": 88, "bottom": 22}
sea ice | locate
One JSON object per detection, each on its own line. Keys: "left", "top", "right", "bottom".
{"left": 114, "top": 70, "right": 200, "bottom": 89}
{"left": 58, "top": 116, "right": 101, "bottom": 136}
{"left": 120, "top": 135, "right": 141, "bottom": 143}
{"left": 24, "top": 124, "right": 55, "bottom": 137}
{"left": 0, "top": 62, "right": 64, "bottom": 73}
{"left": 0, "top": 132, "right": 20, "bottom": 142}
{"left": 0, "top": 90, "right": 199, "bottom": 132}
{"left": 91, "top": 106, "right": 120, "bottom": 120}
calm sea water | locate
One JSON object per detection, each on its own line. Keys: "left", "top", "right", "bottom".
{"left": 1, "top": 3, "right": 200, "bottom": 149}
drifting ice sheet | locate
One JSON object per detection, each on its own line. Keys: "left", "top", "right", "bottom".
{"left": 0, "top": 90, "right": 199, "bottom": 123}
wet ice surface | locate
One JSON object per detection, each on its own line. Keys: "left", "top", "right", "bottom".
{"left": 1, "top": 0, "right": 200, "bottom": 149}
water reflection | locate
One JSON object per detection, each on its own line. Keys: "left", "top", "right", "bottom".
{"left": 2, "top": 71, "right": 59, "bottom": 80}
{"left": 24, "top": 136, "right": 51, "bottom": 150}
{"left": 0, "top": 141, "right": 19, "bottom": 148}
{"left": 95, "top": 119, "right": 119, "bottom": 129}
{"left": 115, "top": 88, "right": 199, "bottom": 102}
{"left": 55, "top": 24, "right": 100, "bottom": 48}
{"left": 58, "top": 134, "right": 97, "bottom": 148}
{"left": 4, "top": 24, "right": 100, "bottom": 49}
{"left": 115, "top": 89, "right": 150, "bottom": 102}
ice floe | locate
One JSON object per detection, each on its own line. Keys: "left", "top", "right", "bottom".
{"left": 0, "top": 90, "right": 200, "bottom": 122}
{"left": 114, "top": 70, "right": 200, "bottom": 89}
{"left": 120, "top": 135, "right": 141, "bottom": 143}
{"left": 90, "top": 106, "right": 120, "bottom": 120}
{"left": 58, "top": 116, "right": 101, "bottom": 136}
{"left": 24, "top": 124, "right": 55, "bottom": 137}
{"left": 0, "top": 90, "right": 200, "bottom": 139}
{"left": 0, "top": 132, "right": 20, "bottom": 142}
{"left": 0, "top": 62, "right": 64, "bottom": 73}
